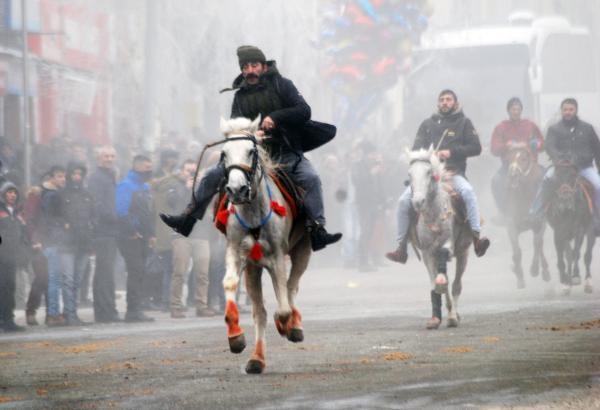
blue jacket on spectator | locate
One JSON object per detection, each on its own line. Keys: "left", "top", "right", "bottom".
{"left": 115, "top": 170, "right": 155, "bottom": 239}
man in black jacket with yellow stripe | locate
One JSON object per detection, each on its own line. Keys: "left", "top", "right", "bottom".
{"left": 161, "top": 45, "right": 341, "bottom": 251}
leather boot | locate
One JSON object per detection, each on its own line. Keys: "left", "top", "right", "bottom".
{"left": 473, "top": 232, "right": 490, "bottom": 257}
{"left": 309, "top": 223, "right": 342, "bottom": 251}
{"left": 160, "top": 212, "right": 197, "bottom": 237}
{"left": 385, "top": 240, "right": 408, "bottom": 264}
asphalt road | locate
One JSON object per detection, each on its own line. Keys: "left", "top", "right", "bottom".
{"left": 1, "top": 242, "right": 599, "bottom": 409}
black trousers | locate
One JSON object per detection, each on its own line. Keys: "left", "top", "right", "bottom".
{"left": 0, "top": 259, "right": 17, "bottom": 323}
{"left": 93, "top": 237, "right": 119, "bottom": 320}
{"left": 117, "top": 237, "right": 147, "bottom": 313}
{"left": 25, "top": 250, "right": 48, "bottom": 315}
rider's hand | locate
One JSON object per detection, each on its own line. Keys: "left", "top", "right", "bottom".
{"left": 261, "top": 116, "right": 275, "bottom": 131}
{"left": 437, "top": 150, "right": 451, "bottom": 159}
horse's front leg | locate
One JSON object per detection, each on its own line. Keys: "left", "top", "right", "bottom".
{"left": 534, "top": 225, "right": 551, "bottom": 282}
{"left": 223, "top": 244, "right": 246, "bottom": 353}
{"left": 447, "top": 250, "right": 468, "bottom": 328}
{"left": 584, "top": 232, "right": 595, "bottom": 293}
{"left": 571, "top": 230, "right": 586, "bottom": 286}
{"left": 244, "top": 265, "right": 267, "bottom": 374}
{"left": 268, "top": 253, "right": 292, "bottom": 337}
{"left": 508, "top": 226, "right": 525, "bottom": 288}
{"left": 423, "top": 252, "right": 441, "bottom": 330}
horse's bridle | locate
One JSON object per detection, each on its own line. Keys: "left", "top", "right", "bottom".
{"left": 223, "top": 135, "right": 264, "bottom": 203}
{"left": 191, "top": 132, "right": 263, "bottom": 204}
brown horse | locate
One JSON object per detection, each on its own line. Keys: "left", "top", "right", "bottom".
{"left": 504, "top": 147, "right": 550, "bottom": 288}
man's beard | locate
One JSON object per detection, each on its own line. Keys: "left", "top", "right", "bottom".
{"left": 244, "top": 73, "right": 259, "bottom": 82}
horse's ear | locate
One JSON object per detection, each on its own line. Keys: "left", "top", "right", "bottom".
{"left": 250, "top": 115, "right": 261, "bottom": 133}
{"left": 220, "top": 117, "right": 231, "bottom": 135}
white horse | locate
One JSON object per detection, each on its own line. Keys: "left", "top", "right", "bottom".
{"left": 218, "top": 116, "right": 311, "bottom": 374}
{"left": 408, "top": 148, "right": 472, "bottom": 329}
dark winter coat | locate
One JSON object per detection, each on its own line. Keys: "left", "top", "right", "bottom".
{"left": 40, "top": 182, "right": 69, "bottom": 249}
{"left": 115, "top": 170, "right": 155, "bottom": 239}
{"left": 413, "top": 107, "right": 482, "bottom": 175}
{"left": 88, "top": 166, "right": 118, "bottom": 238}
{"left": 229, "top": 61, "right": 311, "bottom": 159}
{"left": 62, "top": 182, "right": 95, "bottom": 252}
{"left": 0, "top": 182, "right": 27, "bottom": 264}
{"left": 545, "top": 117, "right": 600, "bottom": 170}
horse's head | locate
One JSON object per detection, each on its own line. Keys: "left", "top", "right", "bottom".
{"left": 507, "top": 147, "right": 534, "bottom": 188}
{"left": 220, "top": 116, "right": 263, "bottom": 204}
{"left": 407, "top": 147, "right": 444, "bottom": 212}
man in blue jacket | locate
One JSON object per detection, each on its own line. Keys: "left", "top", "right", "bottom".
{"left": 161, "top": 45, "right": 341, "bottom": 251}
{"left": 116, "top": 155, "right": 156, "bottom": 322}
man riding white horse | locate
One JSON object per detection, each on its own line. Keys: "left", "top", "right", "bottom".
{"left": 161, "top": 45, "right": 342, "bottom": 251}
{"left": 386, "top": 89, "right": 490, "bottom": 263}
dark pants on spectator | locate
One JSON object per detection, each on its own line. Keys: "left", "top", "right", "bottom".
{"left": 93, "top": 237, "right": 119, "bottom": 321}
{"left": 117, "top": 237, "right": 147, "bottom": 314}
{"left": 0, "top": 260, "right": 17, "bottom": 324}
{"left": 25, "top": 250, "right": 48, "bottom": 315}
{"left": 79, "top": 258, "right": 92, "bottom": 302}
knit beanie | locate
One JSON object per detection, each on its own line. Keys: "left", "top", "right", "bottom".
{"left": 237, "top": 45, "right": 266, "bottom": 69}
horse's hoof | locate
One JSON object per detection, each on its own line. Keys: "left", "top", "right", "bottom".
{"left": 517, "top": 276, "right": 526, "bottom": 289}
{"left": 571, "top": 276, "right": 581, "bottom": 286}
{"left": 228, "top": 334, "right": 246, "bottom": 354}
{"left": 561, "top": 285, "right": 571, "bottom": 296}
{"left": 245, "top": 359, "right": 265, "bottom": 374}
{"left": 584, "top": 281, "right": 593, "bottom": 294}
{"left": 274, "top": 313, "right": 290, "bottom": 337}
{"left": 287, "top": 328, "right": 304, "bottom": 343}
{"left": 529, "top": 265, "right": 539, "bottom": 278}
{"left": 542, "top": 270, "right": 551, "bottom": 282}
{"left": 426, "top": 317, "right": 441, "bottom": 330}
{"left": 447, "top": 318, "right": 459, "bottom": 328}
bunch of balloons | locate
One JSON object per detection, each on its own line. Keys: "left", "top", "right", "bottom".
{"left": 317, "top": 0, "right": 432, "bottom": 132}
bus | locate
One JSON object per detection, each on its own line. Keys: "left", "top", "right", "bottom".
{"left": 402, "top": 13, "right": 599, "bottom": 140}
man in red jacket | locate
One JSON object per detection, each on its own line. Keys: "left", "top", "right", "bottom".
{"left": 490, "top": 97, "right": 544, "bottom": 217}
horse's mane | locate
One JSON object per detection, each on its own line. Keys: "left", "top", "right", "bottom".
{"left": 409, "top": 148, "right": 445, "bottom": 176}
{"left": 221, "top": 117, "right": 277, "bottom": 174}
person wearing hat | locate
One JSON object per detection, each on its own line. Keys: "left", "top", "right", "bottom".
{"left": 0, "top": 180, "right": 27, "bottom": 331}
{"left": 161, "top": 45, "right": 342, "bottom": 251}
{"left": 490, "top": 97, "right": 544, "bottom": 218}
{"left": 386, "top": 89, "right": 490, "bottom": 264}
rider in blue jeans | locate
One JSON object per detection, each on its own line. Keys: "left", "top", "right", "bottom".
{"left": 386, "top": 89, "right": 490, "bottom": 263}
{"left": 530, "top": 98, "right": 600, "bottom": 233}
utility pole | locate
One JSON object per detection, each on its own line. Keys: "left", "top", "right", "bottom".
{"left": 21, "top": 0, "right": 32, "bottom": 188}
{"left": 142, "top": 0, "right": 159, "bottom": 153}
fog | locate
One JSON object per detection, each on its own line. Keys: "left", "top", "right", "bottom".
{"left": 2, "top": 0, "right": 600, "bottom": 326}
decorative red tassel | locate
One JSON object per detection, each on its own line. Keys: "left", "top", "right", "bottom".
{"left": 216, "top": 208, "right": 231, "bottom": 226}
{"left": 433, "top": 174, "right": 440, "bottom": 182}
{"left": 249, "top": 242, "right": 263, "bottom": 261}
{"left": 270, "top": 201, "right": 287, "bottom": 217}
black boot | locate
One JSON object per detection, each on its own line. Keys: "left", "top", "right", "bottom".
{"left": 385, "top": 240, "right": 408, "bottom": 264}
{"left": 473, "top": 232, "right": 490, "bottom": 257}
{"left": 309, "top": 224, "right": 342, "bottom": 251}
{"left": 160, "top": 212, "right": 197, "bottom": 237}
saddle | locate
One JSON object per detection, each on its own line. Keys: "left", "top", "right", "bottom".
{"left": 213, "top": 168, "right": 304, "bottom": 235}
